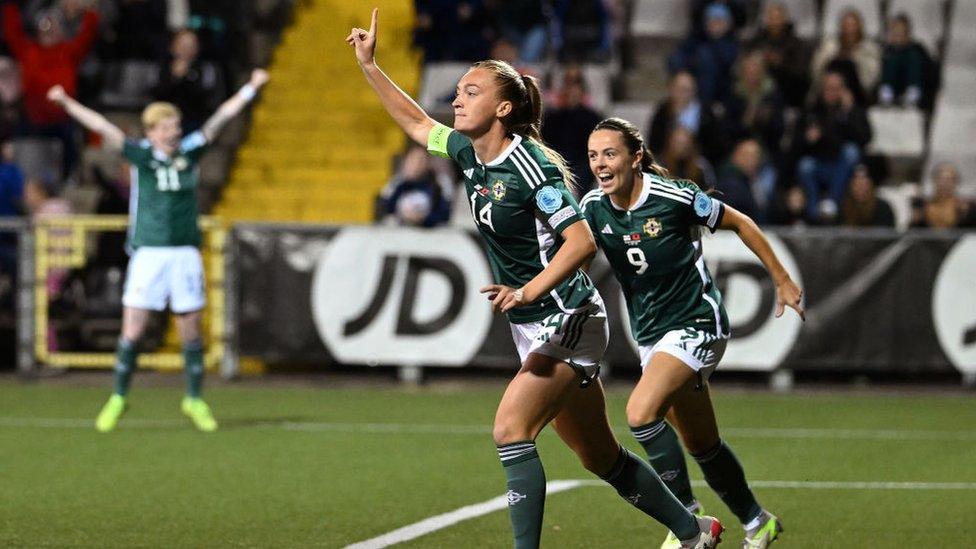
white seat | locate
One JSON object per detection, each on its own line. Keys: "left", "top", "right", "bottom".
{"left": 937, "top": 66, "right": 976, "bottom": 106}
{"left": 765, "top": 0, "right": 819, "bottom": 40}
{"left": 631, "top": 0, "right": 690, "bottom": 39}
{"left": 608, "top": 102, "right": 655, "bottom": 130}
{"left": 418, "top": 62, "right": 470, "bottom": 113}
{"left": 876, "top": 183, "right": 919, "bottom": 230}
{"left": 944, "top": 36, "right": 976, "bottom": 69}
{"left": 887, "top": 0, "right": 946, "bottom": 54}
{"left": 821, "top": 0, "right": 883, "bottom": 38}
{"left": 928, "top": 104, "right": 976, "bottom": 157}
{"left": 866, "top": 107, "right": 925, "bottom": 158}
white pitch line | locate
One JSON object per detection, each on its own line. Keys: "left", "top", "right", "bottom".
{"left": 2, "top": 417, "right": 976, "bottom": 441}
{"left": 345, "top": 478, "right": 976, "bottom": 548}
{"left": 343, "top": 480, "right": 589, "bottom": 549}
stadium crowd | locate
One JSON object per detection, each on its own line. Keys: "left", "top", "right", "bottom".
{"left": 380, "top": 0, "right": 976, "bottom": 230}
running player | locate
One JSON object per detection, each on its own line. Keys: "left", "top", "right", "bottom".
{"left": 581, "top": 118, "right": 803, "bottom": 549}
{"left": 47, "top": 69, "right": 269, "bottom": 432}
{"left": 347, "top": 11, "right": 723, "bottom": 549}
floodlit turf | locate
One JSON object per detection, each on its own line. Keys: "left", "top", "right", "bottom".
{"left": 1, "top": 378, "right": 974, "bottom": 548}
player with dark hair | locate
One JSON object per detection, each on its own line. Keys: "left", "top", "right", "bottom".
{"left": 47, "top": 69, "right": 269, "bottom": 432}
{"left": 582, "top": 118, "right": 803, "bottom": 549}
{"left": 348, "top": 10, "right": 723, "bottom": 549}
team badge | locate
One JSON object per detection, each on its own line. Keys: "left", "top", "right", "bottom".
{"left": 173, "top": 157, "right": 188, "bottom": 171}
{"left": 535, "top": 186, "right": 563, "bottom": 213}
{"left": 693, "top": 192, "right": 713, "bottom": 217}
{"left": 643, "top": 217, "right": 662, "bottom": 238}
{"left": 623, "top": 233, "right": 641, "bottom": 245}
{"left": 491, "top": 180, "right": 507, "bottom": 200}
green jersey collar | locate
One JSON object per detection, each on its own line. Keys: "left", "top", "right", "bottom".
{"left": 609, "top": 172, "right": 652, "bottom": 212}
{"left": 476, "top": 134, "right": 523, "bottom": 166}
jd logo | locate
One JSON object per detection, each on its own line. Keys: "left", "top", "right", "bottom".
{"left": 932, "top": 235, "right": 976, "bottom": 374}
{"left": 312, "top": 228, "right": 492, "bottom": 366}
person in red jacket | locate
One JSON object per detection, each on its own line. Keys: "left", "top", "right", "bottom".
{"left": 3, "top": 0, "right": 99, "bottom": 178}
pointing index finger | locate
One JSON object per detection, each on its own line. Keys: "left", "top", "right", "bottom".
{"left": 369, "top": 7, "right": 378, "bottom": 35}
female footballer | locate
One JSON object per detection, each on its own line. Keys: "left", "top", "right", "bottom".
{"left": 48, "top": 69, "right": 269, "bottom": 432}
{"left": 581, "top": 118, "right": 804, "bottom": 549}
{"left": 348, "top": 10, "right": 722, "bottom": 549}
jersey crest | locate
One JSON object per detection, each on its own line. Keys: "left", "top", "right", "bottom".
{"left": 491, "top": 179, "right": 507, "bottom": 201}
{"left": 536, "top": 186, "right": 563, "bottom": 213}
{"left": 643, "top": 218, "right": 662, "bottom": 238}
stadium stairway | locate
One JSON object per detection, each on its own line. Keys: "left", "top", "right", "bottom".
{"left": 214, "top": 0, "right": 419, "bottom": 223}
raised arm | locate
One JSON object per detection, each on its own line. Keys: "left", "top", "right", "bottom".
{"left": 720, "top": 206, "right": 805, "bottom": 320}
{"left": 47, "top": 85, "right": 125, "bottom": 151}
{"left": 200, "top": 69, "right": 269, "bottom": 142}
{"left": 346, "top": 8, "right": 436, "bottom": 146}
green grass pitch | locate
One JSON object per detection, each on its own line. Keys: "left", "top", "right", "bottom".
{"left": 1, "top": 378, "right": 974, "bottom": 547}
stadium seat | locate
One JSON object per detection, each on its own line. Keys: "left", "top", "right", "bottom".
{"left": 608, "top": 102, "right": 654, "bottom": 130}
{"left": 925, "top": 103, "right": 976, "bottom": 198}
{"left": 876, "top": 182, "right": 918, "bottom": 230}
{"left": 821, "top": 0, "right": 883, "bottom": 38}
{"left": 887, "top": 0, "right": 947, "bottom": 55}
{"left": 866, "top": 107, "right": 925, "bottom": 158}
{"left": 631, "top": 0, "right": 690, "bottom": 39}
{"left": 939, "top": 66, "right": 976, "bottom": 106}
{"left": 98, "top": 61, "right": 161, "bottom": 110}
{"left": 767, "top": 0, "right": 820, "bottom": 40}
{"left": 418, "top": 62, "right": 470, "bottom": 116}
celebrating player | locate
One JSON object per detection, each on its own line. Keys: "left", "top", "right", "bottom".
{"left": 348, "top": 10, "right": 723, "bottom": 549}
{"left": 581, "top": 118, "right": 804, "bottom": 548}
{"left": 47, "top": 68, "right": 269, "bottom": 432}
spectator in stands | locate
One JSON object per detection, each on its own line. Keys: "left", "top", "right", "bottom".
{"left": 811, "top": 8, "right": 881, "bottom": 106}
{"left": 918, "top": 163, "right": 975, "bottom": 229}
{"left": 660, "top": 127, "right": 716, "bottom": 190}
{"left": 745, "top": 1, "right": 809, "bottom": 108}
{"left": 668, "top": 2, "right": 739, "bottom": 107}
{"left": 492, "top": 0, "right": 548, "bottom": 63}
{"left": 542, "top": 68, "right": 603, "bottom": 190}
{"left": 648, "top": 70, "right": 724, "bottom": 164}
{"left": 726, "top": 50, "right": 786, "bottom": 164}
{"left": 0, "top": 56, "right": 21, "bottom": 139}
{"left": 413, "top": 1, "right": 492, "bottom": 62}
{"left": 3, "top": 0, "right": 99, "bottom": 178}
{"left": 840, "top": 164, "right": 894, "bottom": 227}
{"left": 769, "top": 186, "right": 815, "bottom": 226}
{"left": 878, "top": 14, "right": 928, "bottom": 109}
{"left": 689, "top": 0, "right": 747, "bottom": 39}
{"left": 0, "top": 138, "right": 23, "bottom": 217}
{"left": 551, "top": 0, "right": 611, "bottom": 63}
{"left": 794, "top": 71, "right": 872, "bottom": 223}
{"left": 716, "top": 138, "right": 777, "bottom": 223}
{"left": 379, "top": 145, "right": 452, "bottom": 228}
{"left": 152, "top": 29, "right": 221, "bottom": 132}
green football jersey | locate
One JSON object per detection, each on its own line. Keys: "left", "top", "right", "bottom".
{"left": 580, "top": 173, "right": 730, "bottom": 345}
{"left": 122, "top": 131, "right": 208, "bottom": 249}
{"left": 428, "top": 124, "right": 596, "bottom": 324}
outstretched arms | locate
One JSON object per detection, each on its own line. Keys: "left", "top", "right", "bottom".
{"left": 201, "top": 69, "right": 270, "bottom": 142}
{"left": 346, "top": 8, "right": 436, "bottom": 147}
{"left": 46, "top": 85, "right": 125, "bottom": 151}
{"left": 720, "top": 206, "right": 805, "bottom": 320}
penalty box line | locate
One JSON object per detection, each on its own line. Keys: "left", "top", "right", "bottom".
{"left": 344, "top": 479, "right": 976, "bottom": 549}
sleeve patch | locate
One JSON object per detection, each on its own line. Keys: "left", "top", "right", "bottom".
{"left": 548, "top": 205, "right": 576, "bottom": 227}
{"left": 535, "top": 186, "right": 563, "bottom": 214}
{"left": 693, "top": 192, "right": 713, "bottom": 217}
{"left": 427, "top": 123, "right": 453, "bottom": 158}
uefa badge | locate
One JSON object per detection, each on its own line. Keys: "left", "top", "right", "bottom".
{"left": 174, "top": 157, "right": 188, "bottom": 171}
{"left": 491, "top": 180, "right": 507, "bottom": 201}
{"left": 643, "top": 217, "right": 662, "bottom": 238}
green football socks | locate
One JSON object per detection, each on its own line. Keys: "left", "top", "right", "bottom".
{"left": 113, "top": 338, "right": 138, "bottom": 396}
{"left": 182, "top": 340, "right": 204, "bottom": 398}
{"left": 498, "top": 441, "right": 546, "bottom": 549}
{"left": 601, "top": 447, "right": 700, "bottom": 540}
{"left": 693, "top": 440, "right": 762, "bottom": 524}
{"left": 632, "top": 420, "right": 697, "bottom": 509}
